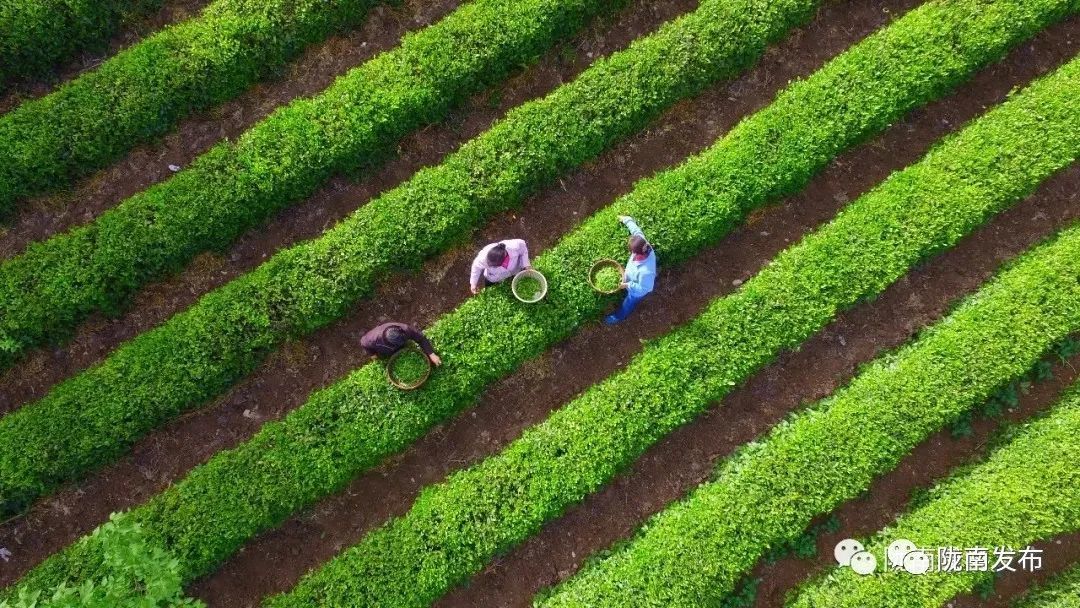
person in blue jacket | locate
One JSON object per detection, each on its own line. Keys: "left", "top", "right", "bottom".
{"left": 605, "top": 215, "right": 657, "bottom": 325}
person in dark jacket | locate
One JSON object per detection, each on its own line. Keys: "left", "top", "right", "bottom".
{"left": 360, "top": 322, "right": 442, "bottom": 366}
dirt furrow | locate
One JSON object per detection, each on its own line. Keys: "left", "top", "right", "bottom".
{"left": 951, "top": 531, "right": 1080, "bottom": 608}
{"left": 0, "top": 0, "right": 698, "bottom": 412}
{"left": 0, "top": 0, "right": 463, "bottom": 259}
{"left": 0, "top": 0, "right": 214, "bottom": 114}
{"left": 186, "top": 16, "right": 1080, "bottom": 608}
{"left": 0, "top": 0, "right": 702, "bottom": 585}
{"left": 433, "top": 165, "right": 1080, "bottom": 608}
{"left": 1, "top": 0, "right": 921, "bottom": 590}
{"left": 748, "top": 347, "right": 1080, "bottom": 608}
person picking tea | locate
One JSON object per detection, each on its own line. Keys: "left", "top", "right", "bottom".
{"left": 469, "top": 239, "right": 532, "bottom": 294}
{"left": 604, "top": 215, "right": 657, "bottom": 325}
{"left": 360, "top": 322, "right": 442, "bottom": 366}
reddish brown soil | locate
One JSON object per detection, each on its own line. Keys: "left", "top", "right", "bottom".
{"left": 0, "top": 0, "right": 701, "bottom": 584}
{"left": 0, "top": 0, "right": 213, "bottom": 114}
{"left": 952, "top": 531, "right": 1080, "bottom": 608}
{"left": 189, "top": 16, "right": 1080, "bottom": 608}
{"left": 0, "top": 0, "right": 463, "bottom": 258}
{"left": 749, "top": 347, "right": 1080, "bottom": 608}
{"left": 427, "top": 135, "right": 1080, "bottom": 608}
{"left": 1, "top": 6, "right": 1075, "bottom": 607}
{"left": 426, "top": 170, "right": 1080, "bottom": 608}
{"left": 0, "top": 0, "right": 694, "bottom": 413}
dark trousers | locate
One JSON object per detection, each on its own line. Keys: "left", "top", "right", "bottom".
{"left": 608, "top": 292, "right": 645, "bottom": 322}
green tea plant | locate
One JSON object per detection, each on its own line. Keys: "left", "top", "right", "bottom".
{"left": 0, "top": 0, "right": 839, "bottom": 510}
{"left": 5, "top": 0, "right": 1073, "bottom": 599}
{"left": 0, "top": 0, "right": 629, "bottom": 358}
{"left": 0, "top": 0, "right": 163, "bottom": 89}
{"left": 0, "top": 0, "right": 390, "bottom": 215}
{"left": 267, "top": 56, "right": 1080, "bottom": 608}
{"left": 789, "top": 383, "right": 1080, "bottom": 608}
{"left": 539, "top": 191, "right": 1080, "bottom": 606}
{"left": 0, "top": 514, "right": 203, "bottom": 608}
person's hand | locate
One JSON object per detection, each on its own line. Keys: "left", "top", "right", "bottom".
{"left": 619, "top": 282, "right": 630, "bottom": 290}
{"left": 429, "top": 353, "right": 442, "bottom": 367}
{"left": 525, "top": 265, "right": 533, "bottom": 270}
{"left": 618, "top": 215, "right": 632, "bottom": 223}
{"left": 471, "top": 285, "right": 480, "bottom": 295}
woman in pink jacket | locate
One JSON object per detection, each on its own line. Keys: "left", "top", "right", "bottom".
{"left": 469, "top": 239, "right": 532, "bottom": 294}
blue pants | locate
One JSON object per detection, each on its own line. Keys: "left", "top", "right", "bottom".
{"left": 606, "top": 293, "right": 645, "bottom": 323}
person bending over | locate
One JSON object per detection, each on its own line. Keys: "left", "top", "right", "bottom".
{"left": 360, "top": 322, "right": 442, "bottom": 366}
{"left": 469, "top": 239, "right": 532, "bottom": 295}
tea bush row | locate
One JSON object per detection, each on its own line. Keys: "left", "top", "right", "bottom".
{"left": 0, "top": 0, "right": 832, "bottom": 512}
{"left": 0, "top": 0, "right": 389, "bottom": 215}
{"left": 271, "top": 45, "right": 1080, "bottom": 608}
{"left": 0, "top": 0, "right": 628, "bottom": 359}
{"left": 790, "top": 380, "right": 1080, "bottom": 608}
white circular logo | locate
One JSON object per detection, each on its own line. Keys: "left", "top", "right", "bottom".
{"left": 903, "top": 550, "right": 932, "bottom": 575}
{"left": 850, "top": 551, "right": 878, "bottom": 575}
{"left": 887, "top": 539, "right": 917, "bottom": 569}
{"left": 834, "top": 539, "right": 865, "bottom": 567}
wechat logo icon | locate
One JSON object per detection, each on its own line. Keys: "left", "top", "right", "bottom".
{"left": 835, "top": 539, "right": 876, "bottom": 575}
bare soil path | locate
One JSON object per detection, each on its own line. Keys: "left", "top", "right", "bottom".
{"left": 749, "top": 347, "right": 1080, "bottom": 608}
{"left": 188, "top": 14, "right": 1078, "bottom": 608}
{"left": 0, "top": 0, "right": 695, "bottom": 412}
{"left": 0, "top": 0, "right": 214, "bottom": 114}
{"left": 0, "top": 0, "right": 700, "bottom": 586}
{"left": 0, "top": 0, "right": 463, "bottom": 258}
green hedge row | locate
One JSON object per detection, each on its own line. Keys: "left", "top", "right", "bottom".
{"left": 0, "top": 0, "right": 391, "bottom": 216}
{"left": 0, "top": 0, "right": 627, "bottom": 363}
{"left": 1015, "top": 563, "right": 1080, "bottom": 608}
{"left": 0, "top": 514, "right": 203, "bottom": 608}
{"left": 5, "top": 0, "right": 1071, "bottom": 597}
{"left": 267, "top": 44, "right": 1080, "bottom": 608}
{"left": 539, "top": 215, "right": 1080, "bottom": 608}
{"left": 0, "top": 0, "right": 162, "bottom": 89}
{"left": 788, "top": 381, "right": 1080, "bottom": 608}
{"left": 0, "top": 0, "right": 840, "bottom": 513}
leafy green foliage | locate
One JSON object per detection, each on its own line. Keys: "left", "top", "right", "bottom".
{"left": 0, "top": 0, "right": 628, "bottom": 362}
{"left": 0, "top": 0, "right": 163, "bottom": 89}
{"left": 1054, "top": 336, "right": 1080, "bottom": 362}
{"left": 0, "top": 0, "right": 386, "bottom": 216}
{"left": 719, "top": 577, "right": 760, "bottom": 608}
{"left": 0, "top": 0, "right": 834, "bottom": 517}
{"left": 790, "top": 385, "right": 1080, "bottom": 608}
{"left": 973, "top": 577, "right": 998, "bottom": 601}
{"left": 539, "top": 117, "right": 1080, "bottom": 607}
{"left": 591, "top": 265, "right": 623, "bottom": 293}
{"left": 951, "top": 374, "right": 1030, "bottom": 438}
{"left": 6, "top": 0, "right": 1074, "bottom": 601}
{"left": 949, "top": 336, "right": 1076, "bottom": 439}
{"left": 270, "top": 47, "right": 1080, "bottom": 608}
{"left": 387, "top": 348, "right": 430, "bottom": 387}
{"left": 513, "top": 275, "right": 546, "bottom": 302}
{"left": 0, "top": 514, "right": 203, "bottom": 608}
{"left": 763, "top": 515, "right": 840, "bottom": 563}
